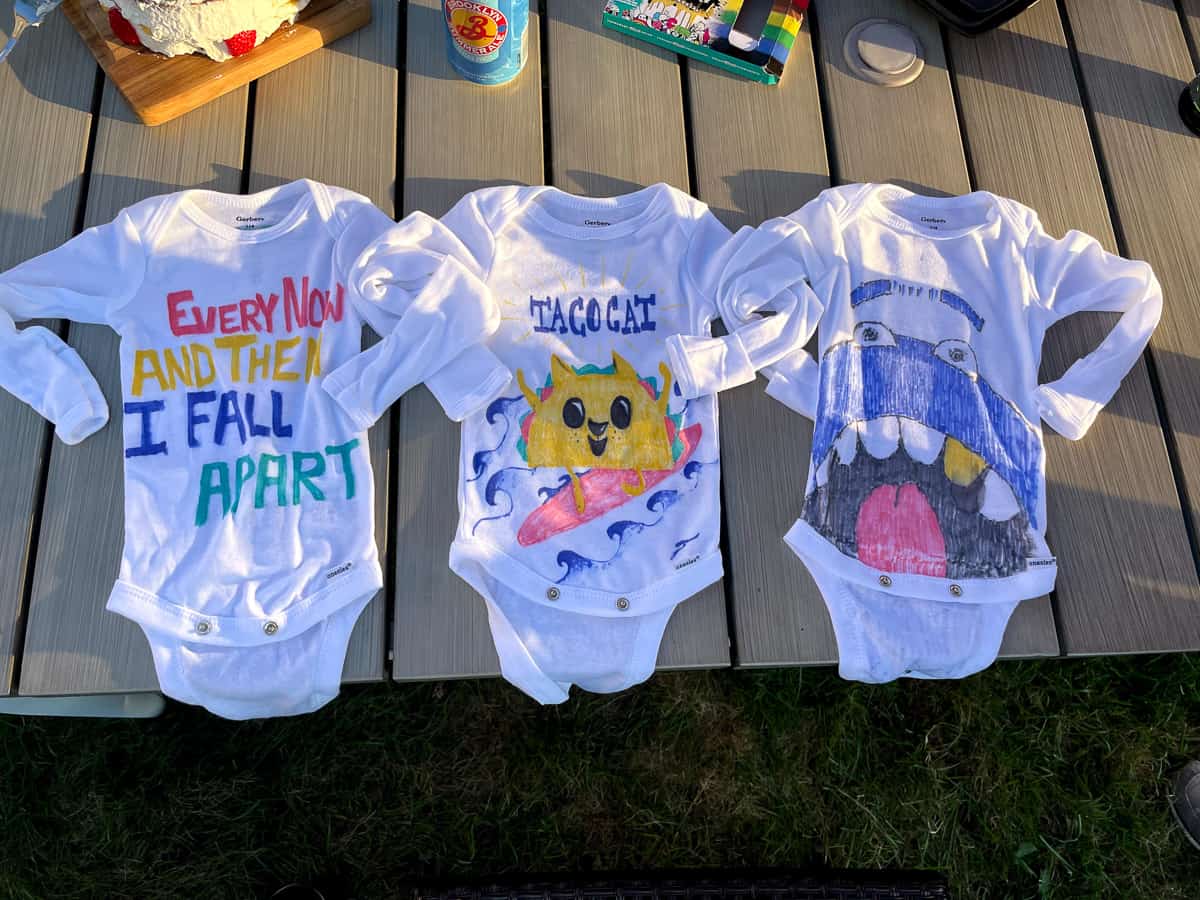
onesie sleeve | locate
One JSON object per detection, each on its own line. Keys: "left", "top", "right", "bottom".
{"left": 0, "top": 209, "right": 147, "bottom": 444}
{"left": 1026, "top": 224, "right": 1163, "bottom": 440}
{"left": 664, "top": 210, "right": 824, "bottom": 401}
{"left": 322, "top": 196, "right": 510, "bottom": 427}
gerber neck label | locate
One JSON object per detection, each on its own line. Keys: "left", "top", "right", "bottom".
{"left": 446, "top": 0, "right": 509, "bottom": 58}
{"left": 234, "top": 215, "right": 269, "bottom": 231}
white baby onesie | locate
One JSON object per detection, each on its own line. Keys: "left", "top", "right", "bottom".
{"left": 707, "top": 183, "right": 1162, "bottom": 683}
{"left": 0, "top": 178, "right": 503, "bottom": 718}
{"left": 331, "top": 183, "right": 821, "bottom": 703}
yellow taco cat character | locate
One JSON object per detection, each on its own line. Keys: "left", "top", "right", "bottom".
{"left": 517, "top": 352, "right": 674, "bottom": 513}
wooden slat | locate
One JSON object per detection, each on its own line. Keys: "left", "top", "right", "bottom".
{"left": 1041, "top": 0, "right": 1200, "bottom": 653}
{"left": 817, "top": 1, "right": 968, "bottom": 194}
{"left": 0, "top": 14, "right": 97, "bottom": 693}
{"left": 684, "top": 18, "right": 834, "bottom": 667}
{"left": 248, "top": 0, "right": 400, "bottom": 683}
{"left": 541, "top": 0, "right": 729, "bottom": 669}
{"left": 391, "top": 0, "right": 544, "bottom": 680}
{"left": 19, "top": 86, "right": 248, "bottom": 695}
{"left": 546, "top": 1, "right": 689, "bottom": 195}
{"left": 949, "top": 3, "right": 1197, "bottom": 655}
{"left": 1175, "top": 2, "right": 1200, "bottom": 66}
{"left": 723, "top": 0, "right": 1058, "bottom": 664}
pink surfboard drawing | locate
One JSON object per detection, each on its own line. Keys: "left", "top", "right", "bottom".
{"left": 516, "top": 423, "right": 704, "bottom": 547}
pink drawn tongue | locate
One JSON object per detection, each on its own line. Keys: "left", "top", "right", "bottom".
{"left": 855, "top": 483, "right": 948, "bottom": 577}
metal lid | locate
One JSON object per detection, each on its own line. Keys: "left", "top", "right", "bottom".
{"left": 844, "top": 19, "right": 925, "bottom": 87}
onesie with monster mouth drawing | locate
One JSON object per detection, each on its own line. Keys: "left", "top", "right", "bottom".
{"left": 803, "top": 321, "right": 1045, "bottom": 581}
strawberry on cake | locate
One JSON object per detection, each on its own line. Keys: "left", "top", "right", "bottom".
{"left": 99, "top": 0, "right": 312, "bottom": 61}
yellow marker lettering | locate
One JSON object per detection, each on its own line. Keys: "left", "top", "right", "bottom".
{"left": 248, "top": 342, "right": 271, "bottom": 383}
{"left": 213, "top": 335, "right": 257, "bottom": 382}
{"left": 304, "top": 334, "right": 323, "bottom": 381}
{"left": 273, "top": 336, "right": 301, "bottom": 382}
{"left": 191, "top": 343, "right": 216, "bottom": 388}
{"left": 131, "top": 349, "right": 167, "bottom": 397}
{"left": 162, "top": 346, "right": 193, "bottom": 390}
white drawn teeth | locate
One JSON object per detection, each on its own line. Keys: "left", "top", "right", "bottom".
{"left": 980, "top": 469, "right": 1021, "bottom": 521}
{"left": 813, "top": 453, "right": 831, "bottom": 488}
{"left": 860, "top": 416, "right": 901, "bottom": 459}
{"left": 900, "top": 418, "right": 945, "bottom": 465}
{"left": 833, "top": 421, "right": 860, "bottom": 466}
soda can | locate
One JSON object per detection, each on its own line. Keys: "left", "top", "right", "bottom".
{"left": 443, "top": 0, "right": 529, "bottom": 86}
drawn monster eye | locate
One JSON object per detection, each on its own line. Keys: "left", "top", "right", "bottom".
{"left": 562, "top": 397, "right": 585, "bottom": 429}
{"left": 934, "top": 339, "right": 979, "bottom": 378}
{"left": 610, "top": 396, "right": 632, "bottom": 429}
{"left": 852, "top": 321, "right": 897, "bottom": 347}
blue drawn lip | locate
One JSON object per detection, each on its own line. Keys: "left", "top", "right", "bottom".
{"left": 810, "top": 334, "right": 1042, "bottom": 527}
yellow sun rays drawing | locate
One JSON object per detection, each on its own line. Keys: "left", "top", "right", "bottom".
{"left": 619, "top": 251, "right": 634, "bottom": 287}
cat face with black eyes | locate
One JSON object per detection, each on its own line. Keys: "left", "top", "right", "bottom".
{"left": 517, "top": 352, "right": 674, "bottom": 512}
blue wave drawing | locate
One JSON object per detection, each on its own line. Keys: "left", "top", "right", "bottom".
{"left": 646, "top": 489, "right": 681, "bottom": 515}
{"left": 556, "top": 519, "right": 654, "bottom": 584}
{"left": 552, "top": 480, "right": 704, "bottom": 585}
{"left": 671, "top": 533, "right": 701, "bottom": 560}
{"left": 467, "top": 395, "right": 526, "bottom": 483}
{"left": 683, "top": 458, "right": 718, "bottom": 481}
{"left": 471, "top": 466, "right": 534, "bottom": 535}
{"left": 537, "top": 473, "right": 576, "bottom": 502}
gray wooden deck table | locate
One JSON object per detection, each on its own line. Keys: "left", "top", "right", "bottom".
{"left": 2, "top": 0, "right": 1199, "bottom": 714}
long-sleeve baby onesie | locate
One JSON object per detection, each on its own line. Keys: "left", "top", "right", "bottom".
{"left": 703, "top": 183, "right": 1162, "bottom": 682}
{"left": 325, "top": 183, "right": 822, "bottom": 703}
{"left": 0, "top": 179, "right": 501, "bottom": 718}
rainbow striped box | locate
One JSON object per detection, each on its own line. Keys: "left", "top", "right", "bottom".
{"left": 602, "top": 0, "right": 809, "bottom": 85}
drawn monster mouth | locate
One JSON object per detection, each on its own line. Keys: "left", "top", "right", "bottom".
{"left": 587, "top": 435, "right": 608, "bottom": 457}
{"left": 803, "top": 416, "right": 1036, "bottom": 579}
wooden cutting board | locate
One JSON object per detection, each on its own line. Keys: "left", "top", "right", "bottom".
{"left": 61, "top": 0, "right": 372, "bottom": 126}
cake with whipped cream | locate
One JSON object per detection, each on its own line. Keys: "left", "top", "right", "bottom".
{"left": 98, "top": 0, "right": 311, "bottom": 61}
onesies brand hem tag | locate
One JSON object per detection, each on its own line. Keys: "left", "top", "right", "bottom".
{"left": 1026, "top": 557, "right": 1057, "bottom": 568}
{"left": 325, "top": 561, "right": 354, "bottom": 580}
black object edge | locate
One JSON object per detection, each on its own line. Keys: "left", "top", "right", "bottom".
{"left": 910, "top": 0, "right": 1043, "bottom": 35}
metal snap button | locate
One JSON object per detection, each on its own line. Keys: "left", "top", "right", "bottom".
{"left": 878, "top": 575, "right": 893, "bottom": 588}
{"left": 194, "top": 620, "right": 211, "bottom": 635}
{"left": 263, "top": 621, "right": 279, "bottom": 636}
{"left": 616, "top": 597, "right": 630, "bottom": 611}
{"left": 546, "top": 587, "right": 560, "bottom": 601}
{"left": 949, "top": 584, "right": 963, "bottom": 598}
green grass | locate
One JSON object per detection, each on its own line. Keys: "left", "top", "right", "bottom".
{"left": 1, "top": 656, "right": 1199, "bottom": 899}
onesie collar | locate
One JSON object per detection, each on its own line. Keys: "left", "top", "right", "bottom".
{"left": 177, "top": 178, "right": 319, "bottom": 244}
{"left": 863, "top": 184, "right": 1001, "bottom": 240}
{"left": 523, "top": 182, "right": 675, "bottom": 241}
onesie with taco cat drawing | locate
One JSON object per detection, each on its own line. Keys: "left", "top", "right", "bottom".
{"left": 326, "top": 183, "right": 823, "bottom": 703}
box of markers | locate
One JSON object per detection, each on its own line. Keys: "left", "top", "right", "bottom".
{"left": 602, "top": 0, "right": 809, "bottom": 85}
